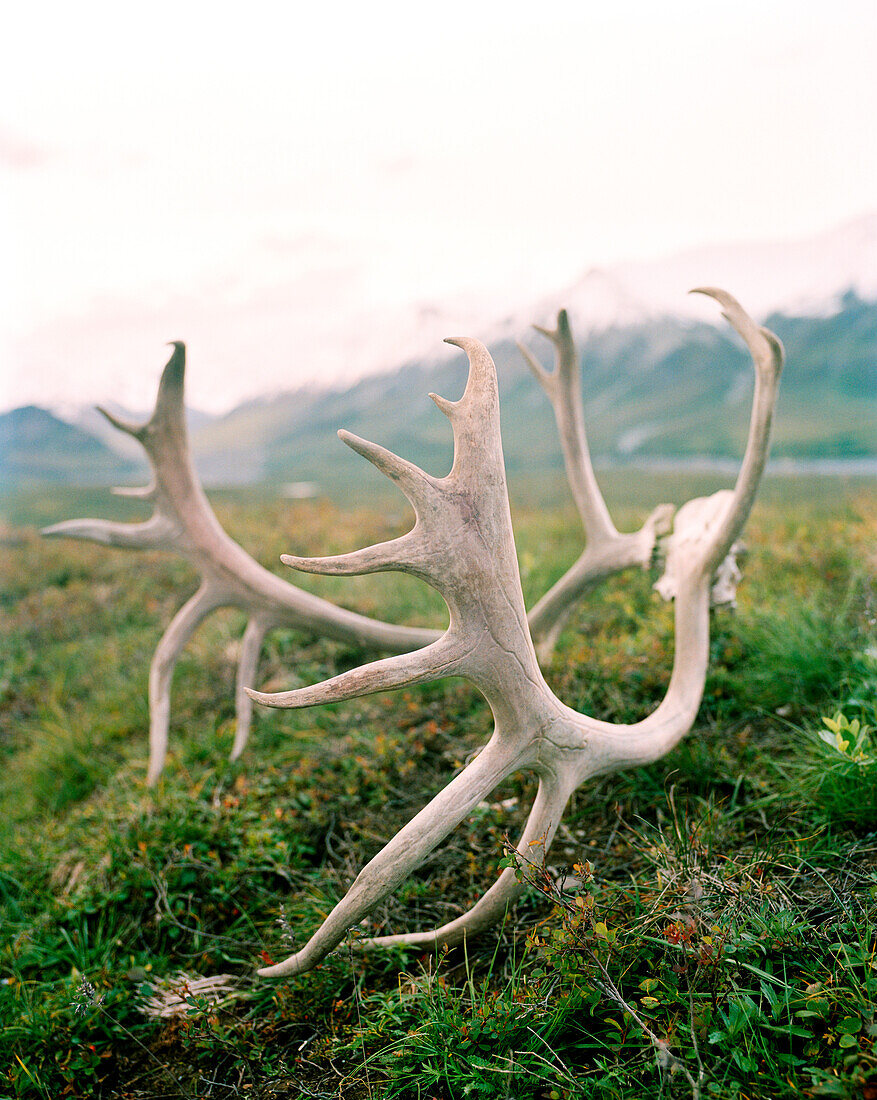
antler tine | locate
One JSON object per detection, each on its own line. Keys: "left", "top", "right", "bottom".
{"left": 655, "top": 290, "right": 785, "bottom": 606}
{"left": 94, "top": 340, "right": 186, "bottom": 447}
{"left": 361, "top": 770, "right": 574, "bottom": 950}
{"left": 96, "top": 404, "right": 147, "bottom": 440}
{"left": 273, "top": 340, "right": 528, "bottom": 631}
{"left": 434, "top": 338, "right": 506, "bottom": 480}
{"left": 257, "top": 330, "right": 556, "bottom": 710}
{"left": 251, "top": 295, "right": 783, "bottom": 977}
{"left": 274, "top": 338, "right": 511, "bottom": 590}
{"left": 689, "top": 288, "right": 784, "bottom": 573}
{"left": 42, "top": 512, "right": 179, "bottom": 551}
{"left": 691, "top": 287, "right": 783, "bottom": 373}
{"left": 246, "top": 637, "right": 461, "bottom": 711}
{"left": 112, "top": 482, "right": 156, "bottom": 500}
{"left": 611, "top": 290, "right": 784, "bottom": 766}
{"left": 337, "top": 430, "right": 437, "bottom": 507}
{"left": 146, "top": 584, "right": 224, "bottom": 785}
{"left": 518, "top": 308, "right": 574, "bottom": 392}
{"left": 517, "top": 339, "right": 553, "bottom": 391}
{"left": 231, "top": 615, "right": 271, "bottom": 762}
{"left": 148, "top": 341, "right": 188, "bottom": 434}
{"left": 519, "top": 309, "right": 674, "bottom": 658}
{"left": 280, "top": 531, "right": 426, "bottom": 578}
{"left": 45, "top": 344, "right": 194, "bottom": 557}
{"left": 519, "top": 309, "right": 615, "bottom": 542}
{"left": 44, "top": 342, "right": 441, "bottom": 784}
{"left": 440, "top": 336, "right": 499, "bottom": 406}
{"left": 257, "top": 736, "right": 526, "bottom": 977}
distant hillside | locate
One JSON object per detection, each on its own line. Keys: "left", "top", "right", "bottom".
{"left": 2, "top": 297, "right": 874, "bottom": 493}
{"left": 0, "top": 406, "right": 141, "bottom": 489}
{"left": 191, "top": 295, "right": 877, "bottom": 490}
{"left": 61, "top": 403, "right": 214, "bottom": 464}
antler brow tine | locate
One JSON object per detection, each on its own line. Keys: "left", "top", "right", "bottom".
{"left": 43, "top": 342, "right": 439, "bottom": 784}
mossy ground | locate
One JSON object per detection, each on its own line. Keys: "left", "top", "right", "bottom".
{"left": 1, "top": 473, "right": 875, "bottom": 1099}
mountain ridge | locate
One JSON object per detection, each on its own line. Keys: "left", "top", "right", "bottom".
{"left": 17, "top": 209, "right": 875, "bottom": 424}
{"left": 0, "top": 406, "right": 143, "bottom": 489}
{"left": 3, "top": 211, "right": 875, "bottom": 492}
{"left": 4, "top": 293, "right": 873, "bottom": 493}
{"left": 198, "top": 293, "right": 877, "bottom": 488}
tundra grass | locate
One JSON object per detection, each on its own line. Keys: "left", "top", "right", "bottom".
{"left": 0, "top": 476, "right": 875, "bottom": 1099}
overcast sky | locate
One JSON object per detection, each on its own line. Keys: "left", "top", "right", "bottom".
{"left": 2, "top": 0, "right": 876, "bottom": 414}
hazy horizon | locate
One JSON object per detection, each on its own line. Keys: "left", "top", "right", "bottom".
{"left": 3, "top": 0, "right": 876, "bottom": 414}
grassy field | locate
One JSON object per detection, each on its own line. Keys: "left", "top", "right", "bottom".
{"left": 1, "top": 472, "right": 876, "bottom": 1099}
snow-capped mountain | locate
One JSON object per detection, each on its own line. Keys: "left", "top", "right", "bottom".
{"left": 25, "top": 210, "right": 877, "bottom": 432}
{"left": 318, "top": 210, "right": 877, "bottom": 376}
{"left": 491, "top": 210, "right": 877, "bottom": 342}
{"left": 8, "top": 211, "right": 875, "bottom": 489}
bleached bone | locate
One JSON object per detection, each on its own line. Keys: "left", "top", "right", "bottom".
{"left": 42, "top": 344, "right": 437, "bottom": 785}
{"left": 42, "top": 293, "right": 760, "bottom": 786}
{"left": 518, "top": 310, "right": 674, "bottom": 660}
{"left": 653, "top": 493, "right": 743, "bottom": 607}
{"left": 40, "top": 321, "right": 682, "bottom": 785}
{"left": 249, "top": 289, "right": 783, "bottom": 978}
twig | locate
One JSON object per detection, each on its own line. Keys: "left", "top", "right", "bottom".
{"left": 346, "top": 929, "right": 373, "bottom": 1100}
{"left": 72, "top": 977, "right": 195, "bottom": 1099}
{"left": 686, "top": 966, "right": 706, "bottom": 1094}
{"left": 589, "top": 952, "right": 701, "bottom": 1099}
{"left": 504, "top": 838, "right": 704, "bottom": 1099}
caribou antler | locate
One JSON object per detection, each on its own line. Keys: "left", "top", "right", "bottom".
{"left": 38, "top": 323, "right": 675, "bottom": 786}
{"left": 43, "top": 344, "right": 437, "bottom": 785}
{"left": 250, "top": 289, "right": 783, "bottom": 977}
{"left": 519, "top": 311, "right": 674, "bottom": 660}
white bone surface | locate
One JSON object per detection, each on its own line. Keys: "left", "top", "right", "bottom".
{"left": 43, "top": 317, "right": 707, "bottom": 783}
{"left": 250, "top": 289, "right": 784, "bottom": 977}
{"left": 518, "top": 310, "right": 675, "bottom": 659}
{"left": 42, "top": 345, "right": 437, "bottom": 784}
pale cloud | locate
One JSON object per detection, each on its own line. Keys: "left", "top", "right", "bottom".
{"left": 7, "top": 262, "right": 368, "bottom": 412}
{"left": 2, "top": 0, "right": 876, "bottom": 413}
{"left": 0, "top": 126, "right": 51, "bottom": 170}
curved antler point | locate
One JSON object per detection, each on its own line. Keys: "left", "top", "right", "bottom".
{"left": 96, "top": 403, "right": 145, "bottom": 438}
{"left": 257, "top": 958, "right": 301, "bottom": 978}
{"left": 444, "top": 335, "right": 491, "bottom": 359}
{"left": 338, "top": 428, "right": 369, "bottom": 452}
{"left": 157, "top": 341, "right": 187, "bottom": 393}
{"left": 161, "top": 342, "right": 187, "bottom": 372}
{"left": 428, "top": 391, "right": 458, "bottom": 417}
{"left": 688, "top": 286, "right": 738, "bottom": 309}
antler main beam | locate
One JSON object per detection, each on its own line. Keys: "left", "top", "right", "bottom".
{"left": 40, "top": 320, "right": 686, "bottom": 785}
{"left": 45, "top": 293, "right": 775, "bottom": 789}
{"left": 251, "top": 289, "right": 784, "bottom": 978}
{"left": 519, "top": 310, "right": 674, "bottom": 660}
{"left": 43, "top": 344, "right": 437, "bottom": 785}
